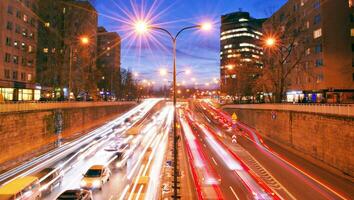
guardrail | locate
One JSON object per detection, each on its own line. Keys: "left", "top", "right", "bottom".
{"left": 0, "top": 101, "right": 137, "bottom": 113}
{"left": 222, "top": 103, "right": 354, "bottom": 117}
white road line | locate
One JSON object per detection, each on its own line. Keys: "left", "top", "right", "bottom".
{"left": 229, "top": 186, "right": 240, "bottom": 200}
{"left": 242, "top": 136, "right": 348, "bottom": 200}
{"left": 211, "top": 157, "right": 218, "bottom": 166}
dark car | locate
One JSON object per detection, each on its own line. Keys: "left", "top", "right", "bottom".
{"left": 34, "top": 168, "right": 63, "bottom": 194}
{"left": 57, "top": 189, "right": 93, "bottom": 200}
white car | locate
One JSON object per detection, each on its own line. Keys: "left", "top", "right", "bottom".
{"left": 80, "top": 165, "right": 111, "bottom": 190}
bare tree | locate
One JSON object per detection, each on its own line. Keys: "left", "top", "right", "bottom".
{"left": 259, "top": 14, "right": 314, "bottom": 103}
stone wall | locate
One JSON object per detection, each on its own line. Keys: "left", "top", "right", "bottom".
{"left": 0, "top": 102, "right": 136, "bottom": 171}
{"left": 223, "top": 108, "right": 354, "bottom": 178}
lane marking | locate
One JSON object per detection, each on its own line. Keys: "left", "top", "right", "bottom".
{"left": 229, "top": 186, "right": 240, "bottom": 200}
{"left": 211, "top": 157, "right": 218, "bottom": 166}
{"left": 242, "top": 136, "right": 349, "bottom": 200}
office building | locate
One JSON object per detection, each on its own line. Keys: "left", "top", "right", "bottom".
{"left": 0, "top": 0, "right": 40, "bottom": 101}
{"left": 36, "top": 0, "right": 98, "bottom": 99}
{"left": 96, "top": 27, "right": 121, "bottom": 99}
{"left": 220, "top": 11, "right": 266, "bottom": 97}
{"left": 263, "top": 0, "right": 354, "bottom": 103}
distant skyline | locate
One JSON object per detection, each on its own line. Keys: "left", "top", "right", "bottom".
{"left": 91, "top": 0, "right": 287, "bottom": 87}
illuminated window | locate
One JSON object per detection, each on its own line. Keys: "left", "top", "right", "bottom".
{"left": 313, "top": 28, "right": 322, "bottom": 39}
{"left": 27, "top": 73, "right": 32, "bottom": 81}
{"left": 306, "top": 48, "right": 311, "bottom": 55}
{"left": 351, "top": 29, "right": 354, "bottom": 36}
{"left": 44, "top": 22, "right": 50, "bottom": 27}
{"left": 28, "top": 45, "right": 33, "bottom": 53}
{"left": 23, "top": 14, "right": 28, "bottom": 22}
{"left": 239, "top": 18, "right": 248, "bottom": 22}
{"left": 43, "top": 48, "right": 48, "bottom": 53}
{"left": 350, "top": 0, "right": 353, "bottom": 7}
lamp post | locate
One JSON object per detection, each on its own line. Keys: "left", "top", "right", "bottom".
{"left": 135, "top": 21, "right": 211, "bottom": 199}
{"left": 68, "top": 36, "right": 90, "bottom": 101}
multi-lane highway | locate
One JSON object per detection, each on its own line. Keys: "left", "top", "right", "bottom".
{"left": 1, "top": 98, "right": 353, "bottom": 200}
{"left": 0, "top": 99, "right": 176, "bottom": 200}
{"left": 187, "top": 99, "right": 354, "bottom": 200}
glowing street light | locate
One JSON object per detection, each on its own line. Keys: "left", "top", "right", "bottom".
{"left": 80, "top": 36, "right": 89, "bottom": 45}
{"left": 265, "top": 37, "right": 276, "bottom": 47}
{"left": 200, "top": 22, "right": 212, "bottom": 31}
{"left": 132, "top": 20, "right": 212, "bottom": 199}
{"left": 135, "top": 21, "right": 149, "bottom": 34}
{"left": 159, "top": 68, "right": 168, "bottom": 76}
{"left": 185, "top": 69, "right": 191, "bottom": 75}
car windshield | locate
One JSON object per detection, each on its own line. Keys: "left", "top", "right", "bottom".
{"left": 57, "top": 190, "right": 80, "bottom": 199}
{"left": 84, "top": 169, "right": 102, "bottom": 177}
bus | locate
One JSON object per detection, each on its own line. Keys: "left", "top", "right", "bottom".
{"left": 0, "top": 176, "right": 41, "bottom": 200}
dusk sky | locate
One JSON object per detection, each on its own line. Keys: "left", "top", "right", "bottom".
{"left": 90, "top": 0, "right": 287, "bottom": 87}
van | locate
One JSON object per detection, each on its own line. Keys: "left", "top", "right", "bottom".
{"left": 0, "top": 176, "right": 41, "bottom": 200}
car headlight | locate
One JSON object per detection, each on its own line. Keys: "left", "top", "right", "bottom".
{"left": 93, "top": 180, "right": 101, "bottom": 187}
{"left": 80, "top": 180, "right": 87, "bottom": 187}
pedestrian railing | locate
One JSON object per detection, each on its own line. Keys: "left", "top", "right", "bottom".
{"left": 222, "top": 103, "right": 354, "bottom": 117}
{"left": 0, "top": 101, "right": 137, "bottom": 113}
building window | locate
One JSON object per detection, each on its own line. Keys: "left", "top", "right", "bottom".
{"left": 352, "top": 44, "right": 354, "bottom": 52}
{"left": 5, "top": 37, "right": 12, "bottom": 46}
{"left": 314, "top": 14, "right": 321, "bottom": 25}
{"left": 28, "top": 45, "right": 33, "bottom": 53}
{"left": 14, "top": 41, "right": 19, "bottom": 48}
{"left": 15, "top": 25, "right": 21, "bottom": 34}
{"left": 44, "top": 22, "right": 50, "bottom": 27}
{"left": 21, "top": 42, "right": 26, "bottom": 51}
{"left": 6, "top": 21, "right": 13, "bottom": 30}
{"left": 315, "top": 44, "right": 322, "bottom": 53}
{"left": 306, "top": 21, "right": 310, "bottom": 29}
{"left": 315, "top": 59, "right": 323, "bottom": 67}
{"left": 4, "top": 69, "right": 10, "bottom": 79}
{"left": 22, "top": 58, "right": 27, "bottom": 66}
{"left": 316, "top": 73, "right": 324, "bottom": 83}
{"left": 23, "top": 14, "right": 28, "bottom": 22}
{"left": 29, "top": 32, "right": 34, "bottom": 39}
{"left": 314, "top": 0, "right": 320, "bottom": 9}
{"left": 43, "top": 48, "right": 48, "bottom": 53}
{"left": 350, "top": 0, "right": 353, "bottom": 7}
{"left": 27, "top": 73, "right": 32, "bottom": 81}
{"left": 21, "top": 72, "right": 26, "bottom": 81}
{"left": 13, "top": 55, "right": 19, "bottom": 64}
{"left": 13, "top": 71, "right": 18, "bottom": 80}
{"left": 306, "top": 48, "right": 311, "bottom": 55}
{"left": 5, "top": 53, "right": 11, "bottom": 63}
{"left": 22, "top": 28, "right": 27, "bottom": 36}
{"left": 313, "top": 28, "right": 322, "bottom": 39}
{"left": 7, "top": 6, "right": 13, "bottom": 14}
{"left": 16, "top": 11, "right": 21, "bottom": 19}
{"left": 351, "top": 29, "right": 354, "bottom": 36}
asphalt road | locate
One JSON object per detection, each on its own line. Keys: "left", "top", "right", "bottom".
{"left": 192, "top": 100, "right": 354, "bottom": 200}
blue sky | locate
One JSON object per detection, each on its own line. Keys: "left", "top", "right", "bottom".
{"left": 91, "top": 0, "right": 287, "bottom": 87}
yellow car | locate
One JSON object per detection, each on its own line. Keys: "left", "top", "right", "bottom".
{"left": 80, "top": 165, "right": 111, "bottom": 190}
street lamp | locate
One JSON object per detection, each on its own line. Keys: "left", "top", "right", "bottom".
{"left": 134, "top": 20, "right": 212, "bottom": 199}
{"left": 68, "top": 36, "right": 90, "bottom": 101}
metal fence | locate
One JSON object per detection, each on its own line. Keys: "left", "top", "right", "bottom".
{"left": 222, "top": 103, "right": 354, "bottom": 117}
{"left": 0, "top": 101, "right": 137, "bottom": 113}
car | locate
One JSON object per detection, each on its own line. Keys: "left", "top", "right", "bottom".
{"left": 35, "top": 168, "right": 63, "bottom": 194}
{"left": 56, "top": 189, "right": 93, "bottom": 200}
{"left": 80, "top": 165, "right": 111, "bottom": 190}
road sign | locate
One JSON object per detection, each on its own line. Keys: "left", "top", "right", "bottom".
{"left": 232, "top": 134, "right": 237, "bottom": 143}
{"left": 232, "top": 112, "right": 238, "bottom": 124}
{"left": 232, "top": 112, "right": 238, "bottom": 120}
